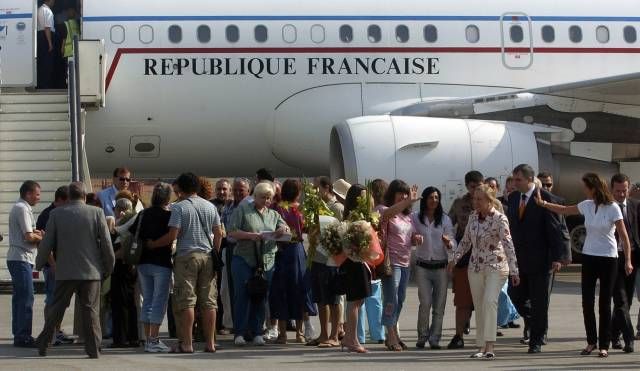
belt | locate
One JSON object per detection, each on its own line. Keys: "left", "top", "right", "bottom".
{"left": 416, "top": 259, "right": 447, "bottom": 270}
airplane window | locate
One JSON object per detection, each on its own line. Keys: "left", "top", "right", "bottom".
{"left": 226, "top": 25, "right": 240, "bottom": 43}
{"left": 396, "top": 25, "right": 409, "bottom": 43}
{"left": 541, "top": 25, "right": 555, "bottom": 43}
{"left": 168, "top": 25, "right": 182, "bottom": 43}
{"left": 255, "top": 25, "right": 268, "bottom": 43}
{"left": 282, "top": 24, "right": 297, "bottom": 43}
{"left": 596, "top": 25, "right": 609, "bottom": 43}
{"left": 423, "top": 25, "right": 437, "bottom": 43}
{"left": 197, "top": 25, "right": 211, "bottom": 43}
{"left": 311, "top": 24, "right": 325, "bottom": 43}
{"left": 569, "top": 25, "right": 582, "bottom": 43}
{"left": 465, "top": 25, "right": 480, "bottom": 43}
{"left": 110, "top": 25, "right": 125, "bottom": 44}
{"left": 510, "top": 25, "right": 524, "bottom": 43}
{"left": 624, "top": 26, "right": 637, "bottom": 43}
{"left": 139, "top": 25, "right": 153, "bottom": 44}
{"left": 340, "top": 25, "right": 353, "bottom": 43}
{"left": 368, "top": 25, "right": 381, "bottom": 43}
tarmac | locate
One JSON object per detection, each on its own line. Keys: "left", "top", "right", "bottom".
{"left": 0, "top": 270, "right": 638, "bottom": 370}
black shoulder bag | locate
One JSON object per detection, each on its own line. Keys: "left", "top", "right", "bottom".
{"left": 247, "top": 240, "right": 268, "bottom": 303}
{"left": 186, "top": 199, "right": 224, "bottom": 271}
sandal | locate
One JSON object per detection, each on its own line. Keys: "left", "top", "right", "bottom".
{"left": 580, "top": 344, "right": 596, "bottom": 356}
{"left": 169, "top": 342, "right": 194, "bottom": 353}
{"left": 204, "top": 347, "right": 216, "bottom": 353}
{"left": 598, "top": 349, "right": 608, "bottom": 358}
{"left": 399, "top": 341, "right": 408, "bottom": 351}
{"left": 318, "top": 340, "right": 339, "bottom": 348}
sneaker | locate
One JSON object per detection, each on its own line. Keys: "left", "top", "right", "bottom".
{"left": 304, "top": 319, "right": 316, "bottom": 341}
{"left": 234, "top": 336, "right": 246, "bottom": 346}
{"left": 416, "top": 339, "right": 426, "bottom": 349}
{"left": 253, "top": 335, "right": 265, "bottom": 346}
{"left": 264, "top": 327, "right": 279, "bottom": 341}
{"left": 53, "top": 331, "right": 74, "bottom": 346}
{"left": 146, "top": 339, "right": 170, "bottom": 353}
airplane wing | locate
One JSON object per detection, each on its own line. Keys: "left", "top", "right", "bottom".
{"left": 391, "top": 72, "right": 640, "bottom": 145}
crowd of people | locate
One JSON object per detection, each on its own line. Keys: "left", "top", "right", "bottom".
{"left": 5, "top": 164, "right": 640, "bottom": 359}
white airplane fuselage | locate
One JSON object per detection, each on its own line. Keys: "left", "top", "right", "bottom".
{"left": 81, "top": 0, "right": 640, "bottom": 178}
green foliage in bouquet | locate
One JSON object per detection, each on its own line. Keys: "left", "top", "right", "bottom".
{"left": 345, "top": 179, "right": 380, "bottom": 228}
{"left": 302, "top": 179, "right": 334, "bottom": 267}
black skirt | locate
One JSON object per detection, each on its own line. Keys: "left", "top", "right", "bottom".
{"left": 340, "top": 258, "right": 371, "bottom": 302}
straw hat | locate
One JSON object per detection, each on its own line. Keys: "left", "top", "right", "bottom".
{"left": 332, "top": 179, "right": 351, "bottom": 201}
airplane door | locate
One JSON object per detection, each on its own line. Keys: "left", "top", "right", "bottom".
{"left": 500, "top": 12, "right": 533, "bottom": 69}
{"left": 0, "top": 0, "right": 36, "bottom": 87}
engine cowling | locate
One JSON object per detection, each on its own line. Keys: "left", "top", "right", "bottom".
{"left": 330, "top": 115, "right": 545, "bottom": 209}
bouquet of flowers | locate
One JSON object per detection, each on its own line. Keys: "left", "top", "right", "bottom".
{"left": 320, "top": 221, "right": 348, "bottom": 257}
{"left": 343, "top": 220, "right": 373, "bottom": 261}
{"left": 301, "top": 179, "right": 334, "bottom": 267}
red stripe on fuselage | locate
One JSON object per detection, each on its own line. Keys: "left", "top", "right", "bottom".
{"left": 104, "top": 46, "right": 640, "bottom": 91}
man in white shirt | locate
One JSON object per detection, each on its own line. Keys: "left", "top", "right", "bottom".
{"left": 7, "top": 181, "right": 42, "bottom": 347}
{"left": 37, "top": 0, "right": 56, "bottom": 89}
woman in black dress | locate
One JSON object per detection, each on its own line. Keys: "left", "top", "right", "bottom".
{"left": 340, "top": 184, "right": 372, "bottom": 353}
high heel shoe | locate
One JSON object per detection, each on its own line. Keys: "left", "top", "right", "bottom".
{"left": 580, "top": 344, "right": 596, "bottom": 355}
{"left": 340, "top": 342, "right": 368, "bottom": 353}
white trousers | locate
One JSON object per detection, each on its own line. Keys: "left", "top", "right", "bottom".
{"left": 468, "top": 269, "right": 507, "bottom": 347}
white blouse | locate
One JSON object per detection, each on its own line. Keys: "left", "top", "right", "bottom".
{"left": 411, "top": 212, "right": 456, "bottom": 262}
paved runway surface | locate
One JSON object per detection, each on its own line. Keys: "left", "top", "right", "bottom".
{"left": 0, "top": 271, "right": 638, "bottom": 370}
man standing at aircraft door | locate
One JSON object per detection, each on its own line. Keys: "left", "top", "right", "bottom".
{"left": 507, "top": 164, "right": 564, "bottom": 354}
{"left": 37, "top": 0, "right": 56, "bottom": 89}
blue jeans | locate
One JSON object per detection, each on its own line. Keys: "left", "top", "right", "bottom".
{"left": 7, "top": 261, "right": 34, "bottom": 342}
{"left": 137, "top": 264, "right": 172, "bottom": 325}
{"left": 43, "top": 266, "right": 56, "bottom": 306}
{"left": 232, "top": 255, "right": 273, "bottom": 337}
{"left": 381, "top": 266, "right": 410, "bottom": 327}
{"left": 357, "top": 280, "right": 385, "bottom": 343}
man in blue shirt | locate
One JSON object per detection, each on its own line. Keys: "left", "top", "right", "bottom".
{"left": 97, "top": 167, "right": 132, "bottom": 217}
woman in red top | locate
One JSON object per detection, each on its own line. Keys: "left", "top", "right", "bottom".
{"left": 269, "top": 179, "right": 316, "bottom": 343}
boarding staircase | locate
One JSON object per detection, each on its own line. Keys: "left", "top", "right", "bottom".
{"left": 0, "top": 91, "right": 73, "bottom": 283}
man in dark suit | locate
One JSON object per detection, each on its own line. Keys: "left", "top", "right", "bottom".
{"left": 507, "top": 164, "right": 565, "bottom": 354}
{"left": 35, "top": 182, "right": 115, "bottom": 358}
{"left": 610, "top": 173, "right": 638, "bottom": 352}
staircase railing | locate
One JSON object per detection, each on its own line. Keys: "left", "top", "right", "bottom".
{"left": 67, "top": 35, "right": 83, "bottom": 182}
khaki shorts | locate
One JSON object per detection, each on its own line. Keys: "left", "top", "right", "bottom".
{"left": 173, "top": 252, "right": 217, "bottom": 312}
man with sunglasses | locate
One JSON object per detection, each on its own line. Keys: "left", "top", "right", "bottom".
{"left": 537, "top": 172, "right": 555, "bottom": 194}
{"left": 97, "top": 167, "right": 133, "bottom": 217}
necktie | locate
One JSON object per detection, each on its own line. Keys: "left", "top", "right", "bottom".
{"left": 519, "top": 193, "right": 527, "bottom": 220}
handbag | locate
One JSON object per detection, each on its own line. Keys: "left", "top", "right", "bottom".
{"left": 375, "top": 219, "right": 393, "bottom": 278}
{"left": 247, "top": 240, "right": 269, "bottom": 303}
{"left": 187, "top": 198, "right": 224, "bottom": 271}
{"left": 122, "top": 211, "right": 145, "bottom": 265}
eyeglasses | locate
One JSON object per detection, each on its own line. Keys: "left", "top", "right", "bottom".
{"left": 119, "top": 177, "right": 131, "bottom": 182}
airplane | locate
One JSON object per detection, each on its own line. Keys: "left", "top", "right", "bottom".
{"left": 3, "top": 0, "right": 640, "bottom": 254}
